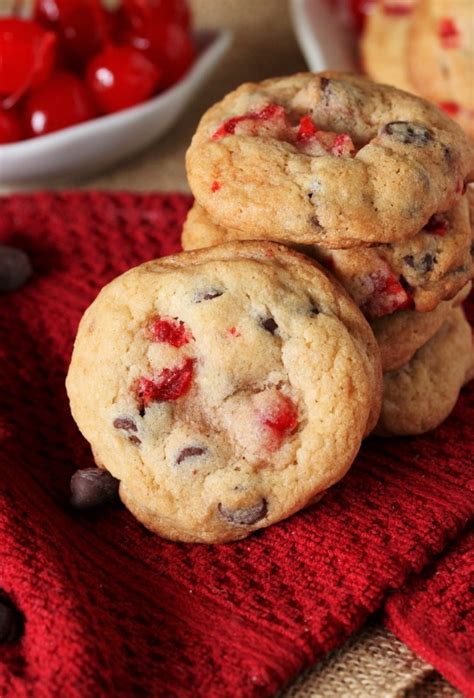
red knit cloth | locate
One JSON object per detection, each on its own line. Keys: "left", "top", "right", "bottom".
{"left": 385, "top": 526, "right": 474, "bottom": 697}
{"left": 0, "top": 192, "right": 473, "bottom": 698}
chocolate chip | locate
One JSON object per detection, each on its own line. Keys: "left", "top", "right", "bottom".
{"left": 310, "top": 215, "right": 320, "bottom": 227}
{"left": 70, "top": 468, "right": 120, "bottom": 509}
{"left": 261, "top": 317, "right": 278, "bottom": 334}
{"left": 403, "top": 253, "right": 436, "bottom": 273}
{"left": 113, "top": 417, "right": 137, "bottom": 432}
{"left": 320, "top": 77, "right": 330, "bottom": 92}
{"left": 195, "top": 289, "right": 223, "bottom": 303}
{"left": 443, "top": 145, "right": 453, "bottom": 162}
{"left": 176, "top": 446, "right": 206, "bottom": 465}
{"left": 0, "top": 245, "right": 32, "bottom": 292}
{"left": 128, "top": 435, "right": 141, "bottom": 446}
{"left": 381, "top": 122, "right": 434, "bottom": 146}
{"left": 218, "top": 499, "right": 268, "bottom": 525}
{"left": 0, "top": 596, "right": 23, "bottom": 644}
{"left": 310, "top": 306, "right": 320, "bottom": 315}
{"left": 319, "top": 77, "right": 332, "bottom": 106}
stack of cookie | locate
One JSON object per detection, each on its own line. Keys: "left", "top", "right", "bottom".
{"left": 66, "top": 71, "right": 473, "bottom": 544}
{"left": 361, "top": 0, "right": 474, "bottom": 139}
{"left": 183, "top": 72, "right": 474, "bottom": 435}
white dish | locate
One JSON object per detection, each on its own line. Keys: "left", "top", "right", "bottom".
{"left": 290, "top": 0, "right": 358, "bottom": 72}
{"left": 0, "top": 29, "right": 231, "bottom": 185}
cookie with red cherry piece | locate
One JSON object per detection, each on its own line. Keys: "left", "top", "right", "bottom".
{"left": 376, "top": 306, "right": 473, "bottom": 436}
{"left": 310, "top": 195, "right": 473, "bottom": 316}
{"left": 372, "top": 282, "right": 471, "bottom": 372}
{"left": 408, "top": 0, "right": 474, "bottom": 119}
{"left": 66, "top": 241, "right": 382, "bottom": 543}
{"left": 182, "top": 198, "right": 473, "bottom": 317}
{"left": 360, "top": 0, "right": 416, "bottom": 93}
{"left": 186, "top": 72, "right": 474, "bottom": 249}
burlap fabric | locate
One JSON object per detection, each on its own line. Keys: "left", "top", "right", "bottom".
{"left": 0, "top": 1, "right": 462, "bottom": 695}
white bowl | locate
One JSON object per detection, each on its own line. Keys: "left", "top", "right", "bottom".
{"left": 0, "top": 29, "right": 231, "bottom": 184}
{"left": 290, "top": 0, "right": 358, "bottom": 72}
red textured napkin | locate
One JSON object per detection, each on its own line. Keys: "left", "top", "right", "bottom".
{"left": 385, "top": 526, "right": 474, "bottom": 697}
{"left": 0, "top": 191, "right": 473, "bottom": 698}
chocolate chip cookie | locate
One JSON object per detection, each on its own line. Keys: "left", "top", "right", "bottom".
{"left": 372, "top": 283, "right": 471, "bottom": 371}
{"left": 408, "top": 0, "right": 474, "bottom": 116}
{"left": 66, "top": 242, "right": 382, "bottom": 543}
{"left": 182, "top": 200, "right": 473, "bottom": 317}
{"left": 360, "top": 0, "right": 415, "bottom": 92}
{"left": 376, "top": 307, "right": 473, "bottom": 435}
{"left": 186, "top": 72, "right": 474, "bottom": 249}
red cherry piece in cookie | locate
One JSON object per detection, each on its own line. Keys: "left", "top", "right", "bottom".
{"left": 362, "top": 270, "right": 412, "bottom": 318}
{"left": 297, "top": 115, "right": 319, "bottom": 141}
{"left": 0, "top": 109, "right": 23, "bottom": 144}
{"left": 0, "top": 19, "right": 56, "bottom": 104}
{"left": 135, "top": 358, "right": 195, "bottom": 407}
{"left": 439, "top": 101, "right": 460, "bottom": 116}
{"left": 34, "top": 0, "right": 108, "bottom": 67}
{"left": 86, "top": 45, "right": 160, "bottom": 114}
{"left": 260, "top": 394, "right": 298, "bottom": 449}
{"left": 227, "top": 327, "right": 241, "bottom": 337}
{"left": 438, "top": 18, "right": 460, "bottom": 49}
{"left": 148, "top": 316, "right": 193, "bottom": 347}
{"left": 212, "top": 103, "right": 287, "bottom": 139}
{"left": 331, "top": 133, "right": 355, "bottom": 156}
{"left": 23, "top": 71, "right": 96, "bottom": 137}
{"left": 424, "top": 214, "right": 448, "bottom": 236}
{"left": 211, "top": 181, "right": 221, "bottom": 192}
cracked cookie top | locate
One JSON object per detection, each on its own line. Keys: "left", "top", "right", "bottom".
{"left": 66, "top": 242, "right": 382, "bottom": 543}
{"left": 186, "top": 71, "right": 474, "bottom": 248}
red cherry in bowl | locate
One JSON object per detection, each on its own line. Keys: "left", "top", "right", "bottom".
{"left": 33, "top": 0, "right": 108, "bottom": 67}
{"left": 127, "top": 20, "right": 195, "bottom": 88}
{"left": 86, "top": 45, "right": 161, "bottom": 114}
{"left": 0, "top": 18, "right": 56, "bottom": 102}
{"left": 0, "top": 109, "right": 23, "bottom": 144}
{"left": 23, "top": 71, "right": 96, "bottom": 138}
{"left": 123, "top": 0, "right": 191, "bottom": 31}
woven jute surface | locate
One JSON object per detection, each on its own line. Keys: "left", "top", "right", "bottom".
{"left": 0, "top": 1, "right": 461, "bottom": 695}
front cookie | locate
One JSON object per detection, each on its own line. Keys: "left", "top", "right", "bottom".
{"left": 66, "top": 242, "right": 382, "bottom": 543}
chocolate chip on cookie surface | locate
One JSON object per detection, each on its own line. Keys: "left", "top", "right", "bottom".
{"left": 66, "top": 242, "right": 382, "bottom": 543}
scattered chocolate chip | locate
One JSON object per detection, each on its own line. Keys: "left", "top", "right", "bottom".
{"left": 138, "top": 406, "right": 145, "bottom": 418}
{"left": 403, "top": 253, "right": 436, "bottom": 274}
{"left": 128, "top": 435, "right": 141, "bottom": 446}
{"left": 261, "top": 317, "right": 278, "bottom": 334}
{"left": 176, "top": 446, "right": 206, "bottom": 465}
{"left": 381, "top": 121, "right": 434, "bottom": 146}
{"left": 218, "top": 499, "right": 268, "bottom": 526}
{"left": 113, "top": 417, "right": 137, "bottom": 432}
{"left": 194, "top": 289, "right": 224, "bottom": 303}
{"left": 0, "top": 596, "right": 23, "bottom": 644}
{"left": 307, "top": 192, "right": 313, "bottom": 200}
{"left": 310, "top": 306, "right": 320, "bottom": 315}
{"left": 70, "top": 468, "right": 120, "bottom": 509}
{"left": 310, "top": 215, "right": 320, "bottom": 227}
{"left": 0, "top": 245, "right": 32, "bottom": 292}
